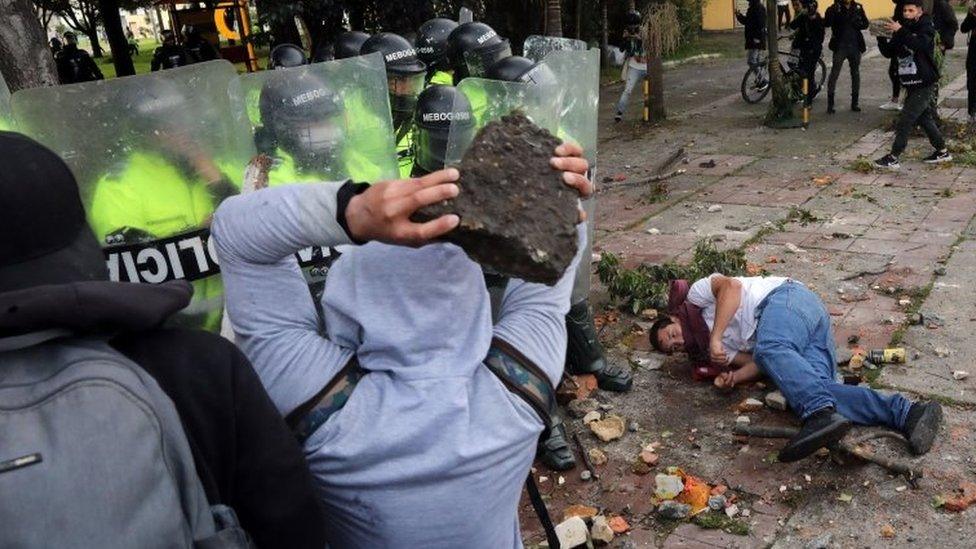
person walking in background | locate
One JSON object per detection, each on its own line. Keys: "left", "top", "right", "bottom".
{"left": 55, "top": 32, "right": 103, "bottom": 85}
{"left": 614, "top": 10, "right": 646, "bottom": 122}
{"left": 928, "top": 0, "right": 958, "bottom": 123}
{"left": 824, "top": 0, "right": 869, "bottom": 114}
{"left": 790, "top": 0, "right": 826, "bottom": 104}
{"left": 778, "top": 0, "right": 792, "bottom": 30}
{"left": 736, "top": 0, "right": 768, "bottom": 71}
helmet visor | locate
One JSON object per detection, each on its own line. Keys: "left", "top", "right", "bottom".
{"left": 464, "top": 40, "right": 513, "bottom": 78}
{"left": 279, "top": 119, "right": 345, "bottom": 165}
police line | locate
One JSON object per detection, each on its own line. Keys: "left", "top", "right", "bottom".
{"left": 104, "top": 228, "right": 331, "bottom": 284}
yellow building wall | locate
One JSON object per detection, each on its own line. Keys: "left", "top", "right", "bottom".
{"left": 702, "top": 0, "right": 895, "bottom": 31}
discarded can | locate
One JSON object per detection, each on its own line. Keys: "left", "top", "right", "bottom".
{"left": 848, "top": 352, "right": 867, "bottom": 370}
{"left": 868, "top": 348, "right": 906, "bottom": 364}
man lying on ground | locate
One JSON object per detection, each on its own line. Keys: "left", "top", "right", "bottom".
{"left": 211, "top": 145, "right": 592, "bottom": 547}
{"left": 650, "top": 273, "right": 943, "bottom": 462}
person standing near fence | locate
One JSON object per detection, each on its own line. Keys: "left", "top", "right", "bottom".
{"left": 614, "top": 10, "right": 646, "bottom": 122}
{"left": 824, "top": 0, "right": 869, "bottom": 114}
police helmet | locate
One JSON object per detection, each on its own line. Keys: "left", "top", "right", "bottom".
{"left": 625, "top": 10, "right": 642, "bottom": 26}
{"left": 486, "top": 55, "right": 559, "bottom": 89}
{"left": 334, "top": 31, "right": 370, "bottom": 59}
{"left": 360, "top": 32, "right": 426, "bottom": 75}
{"left": 413, "top": 85, "right": 475, "bottom": 174}
{"left": 416, "top": 18, "right": 459, "bottom": 72}
{"left": 446, "top": 22, "right": 510, "bottom": 80}
{"left": 269, "top": 43, "right": 308, "bottom": 69}
{"left": 258, "top": 71, "right": 344, "bottom": 165}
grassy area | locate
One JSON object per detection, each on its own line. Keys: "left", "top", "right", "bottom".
{"left": 93, "top": 38, "right": 269, "bottom": 79}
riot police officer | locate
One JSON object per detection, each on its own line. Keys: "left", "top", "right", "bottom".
{"left": 55, "top": 32, "right": 103, "bottom": 84}
{"left": 334, "top": 30, "right": 370, "bottom": 60}
{"left": 416, "top": 18, "right": 459, "bottom": 86}
{"left": 446, "top": 21, "right": 511, "bottom": 83}
{"left": 360, "top": 32, "right": 427, "bottom": 177}
{"left": 184, "top": 25, "right": 219, "bottom": 63}
{"left": 268, "top": 43, "right": 308, "bottom": 69}
{"left": 409, "top": 84, "right": 475, "bottom": 177}
{"left": 151, "top": 30, "right": 191, "bottom": 71}
{"left": 87, "top": 80, "right": 237, "bottom": 331}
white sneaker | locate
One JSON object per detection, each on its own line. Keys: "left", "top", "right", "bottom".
{"left": 879, "top": 101, "right": 902, "bottom": 111}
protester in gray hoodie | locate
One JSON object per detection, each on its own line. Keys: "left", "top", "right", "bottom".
{"left": 212, "top": 150, "right": 592, "bottom": 548}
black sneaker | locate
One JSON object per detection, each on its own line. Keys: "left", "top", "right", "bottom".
{"left": 874, "top": 154, "right": 900, "bottom": 170}
{"left": 923, "top": 149, "right": 953, "bottom": 164}
{"left": 902, "top": 401, "right": 943, "bottom": 455}
{"left": 778, "top": 407, "right": 851, "bottom": 463}
{"left": 851, "top": 105, "right": 861, "bottom": 112}
{"left": 537, "top": 415, "right": 576, "bottom": 471}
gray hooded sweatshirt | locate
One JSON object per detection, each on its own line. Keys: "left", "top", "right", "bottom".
{"left": 212, "top": 182, "right": 582, "bottom": 548}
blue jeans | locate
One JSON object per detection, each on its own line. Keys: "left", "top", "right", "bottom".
{"left": 615, "top": 64, "right": 647, "bottom": 116}
{"left": 753, "top": 282, "right": 911, "bottom": 429}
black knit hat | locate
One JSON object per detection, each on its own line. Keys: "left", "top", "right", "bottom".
{"left": 0, "top": 132, "right": 107, "bottom": 292}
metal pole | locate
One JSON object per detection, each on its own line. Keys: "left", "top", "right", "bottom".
{"left": 642, "top": 74, "right": 650, "bottom": 122}
{"left": 237, "top": 0, "right": 257, "bottom": 72}
{"left": 802, "top": 77, "right": 809, "bottom": 127}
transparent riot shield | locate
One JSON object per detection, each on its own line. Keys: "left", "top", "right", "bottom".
{"left": 445, "top": 77, "right": 559, "bottom": 166}
{"left": 523, "top": 35, "right": 587, "bottom": 63}
{"left": 535, "top": 47, "right": 600, "bottom": 305}
{"left": 234, "top": 51, "right": 398, "bottom": 187}
{"left": 232, "top": 52, "right": 398, "bottom": 295}
{"left": 0, "top": 71, "right": 12, "bottom": 131}
{"left": 11, "top": 60, "right": 255, "bottom": 332}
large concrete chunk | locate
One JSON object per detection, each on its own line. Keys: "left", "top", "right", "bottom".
{"left": 415, "top": 113, "right": 579, "bottom": 285}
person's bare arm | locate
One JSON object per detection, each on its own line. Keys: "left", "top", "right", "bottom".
{"left": 709, "top": 274, "right": 743, "bottom": 365}
{"left": 713, "top": 352, "right": 762, "bottom": 389}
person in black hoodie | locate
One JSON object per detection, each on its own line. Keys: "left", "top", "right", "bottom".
{"left": 874, "top": 0, "right": 951, "bottom": 169}
{"left": 962, "top": 3, "right": 976, "bottom": 122}
{"left": 0, "top": 131, "right": 327, "bottom": 549}
{"left": 823, "top": 0, "right": 869, "bottom": 113}
{"left": 55, "top": 32, "right": 103, "bottom": 84}
{"left": 790, "top": 0, "right": 826, "bottom": 104}
{"left": 736, "top": 0, "right": 767, "bottom": 69}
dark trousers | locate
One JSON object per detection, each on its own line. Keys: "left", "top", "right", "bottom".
{"left": 889, "top": 58, "right": 901, "bottom": 100}
{"left": 892, "top": 84, "right": 945, "bottom": 157}
{"left": 968, "top": 52, "right": 976, "bottom": 116}
{"left": 799, "top": 50, "right": 822, "bottom": 103}
{"left": 777, "top": 4, "right": 791, "bottom": 29}
{"left": 827, "top": 49, "right": 861, "bottom": 105}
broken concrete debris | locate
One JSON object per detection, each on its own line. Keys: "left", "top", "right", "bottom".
{"left": 567, "top": 398, "right": 599, "bottom": 418}
{"left": 562, "top": 504, "right": 598, "bottom": 521}
{"left": 582, "top": 410, "right": 602, "bottom": 424}
{"left": 707, "top": 495, "right": 727, "bottom": 511}
{"left": 588, "top": 448, "right": 608, "bottom": 466}
{"left": 657, "top": 500, "right": 692, "bottom": 520}
{"left": 655, "top": 473, "right": 685, "bottom": 500}
{"left": 554, "top": 516, "right": 589, "bottom": 548}
{"left": 590, "top": 515, "right": 615, "bottom": 545}
{"left": 765, "top": 391, "right": 788, "bottom": 410}
{"left": 737, "top": 398, "right": 764, "bottom": 413}
{"left": 414, "top": 113, "right": 578, "bottom": 285}
{"left": 589, "top": 415, "right": 626, "bottom": 442}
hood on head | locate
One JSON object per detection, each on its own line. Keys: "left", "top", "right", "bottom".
{"left": 322, "top": 242, "right": 492, "bottom": 379}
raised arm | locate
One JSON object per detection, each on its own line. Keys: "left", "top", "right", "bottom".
{"left": 708, "top": 274, "right": 743, "bottom": 365}
{"left": 493, "top": 225, "right": 586, "bottom": 386}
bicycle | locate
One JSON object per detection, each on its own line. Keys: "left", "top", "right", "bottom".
{"left": 740, "top": 39, "right": 826, "bottom": 104}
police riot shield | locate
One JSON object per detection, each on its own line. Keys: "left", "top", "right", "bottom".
{"left": 0, "top": 71, "right": 12, "bottom": 131}
{"left": 233, "top": 52, "right": 398, "bottom": 293}
{"left": 234, "top": 51, "right": 398, "bottom": 186}
{"left": 534, "top": 45, "right": 600, "bottom": 304}
{"left": 445, "top": 77, "right": 559, "bottom": 166}
{"left": 522, "top": 35, "right": 587, "bottom": 63}
{"left": 11, "top": 60, "right": 255, "bottom": 332}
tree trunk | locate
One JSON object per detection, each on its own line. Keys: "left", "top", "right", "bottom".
{"left": 98, "top": 0, "right": 134, "bottom": 76}
{"left": 0, "top": 0, "right": 59, "bottom": 91}
{"left": 85, "top": 27, "right": 103, "bottom": 57}
{"left": 647, "top": 55, "right": 665, "bottom": 120}
{"left": 546, "top": 0, "right": 562, "bottom": 37}
{"left": 600, "top": 0, "right": 608, "bottom": 66}
{"left": 763, "top": 0, "right": 795, "bottom": 126}
{"left": 575, "top": 0, "right": 581, "bottom": 39}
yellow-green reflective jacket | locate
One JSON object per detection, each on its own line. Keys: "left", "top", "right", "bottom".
{"left": 266, "top": 148, "right": 385, "bottom": 186}
{"left": 88, "top": 151, "right": 229, "bottom": 332}
{"left": 428, "top": 70, "right": 453, "bottom": 86}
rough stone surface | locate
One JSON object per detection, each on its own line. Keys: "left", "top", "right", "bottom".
{"left": 415, "top": 113, "right": 578, "bottom": 285}
{"left": 588, "top": 448, "right": 608, "bottom": 465}
{"left": 582, "top": 410, "right": 602, "bottom": 424}
{"left": 589, "top": 415, "right": 626, "bottom": 441}
{"left": 655, "top": 474, "right": 685, "bottom": 500}
{"left": 657, "top": 500, "right": 692, "bottom": 520}
{"left": 737, "top": 397, "right": 764, "bottom": 412}
{"left": 590, "top": 515, "right": 615, "bottom": 545}
{"left": 554, "top": 516, "right": 589, "bottom": 548}
{"left": 707, "top": 495, "right": 727, "bottom": 511}
{"left": 567, "top": 398, "right": 600, "bottom": 418}
{"left": 562, "top": 504, "right": 598, "bottom": 521}
{"left": 765, "top": 390, "right": 788, "bottom": 410}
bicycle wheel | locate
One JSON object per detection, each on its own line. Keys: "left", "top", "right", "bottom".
{"left": 741, "top": 66, "right": 770, "bottom": 104}
{"left": 815, "top": 57, "right": 827, "bottom": 90}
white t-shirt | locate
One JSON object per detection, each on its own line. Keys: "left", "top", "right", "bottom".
{"left": 687, "top": 274, "right": 788, "bottom": 364}
{"left": 777, "top": 0, "right": 789, "bottom": 6}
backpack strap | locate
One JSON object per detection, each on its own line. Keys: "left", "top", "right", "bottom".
{"left": 285, "top": 357, "right": 364, "bottom": 444}
{"left": 484, "top": 337, "right": 556, "bottom": 435}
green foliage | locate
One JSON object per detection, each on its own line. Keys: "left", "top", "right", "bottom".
{"left": 597, "top": 239, "right": 748, "bottom": 314}
{"left": 692, "top": 512, "right": 750, "bottom": 535}
{"left": 846, "top": 156, "right": 876, "bottom": 174}
{"left": 672, "top": 0, "right": 704, "bottom": 46}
